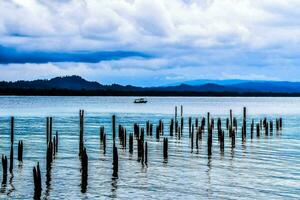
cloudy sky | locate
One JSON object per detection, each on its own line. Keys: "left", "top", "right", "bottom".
{"left": 0, "top": 0, "right": 300, "bottom": 86}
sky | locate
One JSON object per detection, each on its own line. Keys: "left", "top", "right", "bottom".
{"left": 0, "top": 0, "right": 300, "bottom": 86}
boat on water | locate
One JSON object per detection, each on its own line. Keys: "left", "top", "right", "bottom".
{"left": 134, "top": 98, "right": 147, "bottom": 103}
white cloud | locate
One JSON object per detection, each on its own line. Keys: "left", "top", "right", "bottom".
{"left": 0, "top": 0, "right": 300, "bottom": 84}
{"left": 1, "top": 0, "right": 299, "bottom": 50}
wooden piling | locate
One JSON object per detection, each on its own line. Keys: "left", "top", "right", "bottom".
{"left": 103, "top": 134, "right": 106, "bottom": 154}
{"left": 170, "top": 119, "right": 174, "bottom": 136}
{"left": 191, "top": 124, "right": 194, "bottom": 151}
{"left": 17, "top": 141, "right": 23, "bottom": 162}
{"left": 156, "top": 125, "right": 160, "bottom": 141}
{"left": 251, "top": 119, "right": 254, "bottom": 139}
{"left": 79, "top": 110, "right": 84, "bottom": 156}
{"left": 180, "top": 105, "right": 183, "bottom": 117}
{"left": 46, "top": 141, "right": 53, "bottom": 171}
{"left": 56, "top": 131, "right": 58, "bottom": 153}
{"left": 49, "top": 117, "right": 53, "bottom": 143}
{"left": 81, "top": 147, "right": 88, "bottom": 193}
{"left": 2, "top": 155, "right": 7, "bottom": 184}
{"left": 112, "top": 115, "right": 116, "bottom": 141}
{"left": 163, "top": 138, "right": 168, "bottom": 159}
{"left": 33, "top": 162, "right": 42, "bottom": 199}
{"left": 188, "top": 117, "right": 192, "bottom": 137}
{"left": 53, "top": 136, "right": 56, "bottom": 156}
{"left": 112, "top": 144, "right": 118, "bottom": 178}
{"left": 256, "top": 123, "right": 260, "bottom": 137}
{"left": 9, "top": 117, "right": 14, "bottom": 173}
{"left": 9, "top": 145, "right": 13, "bottom": 174}
{"left": 207, "top": 124, "right": 212, "bottom": 156}
{"left": 129, "top": 133, "right": 133, "bottom": 154}
{"left": 46, "top": 117, "right": 49, "bottom": 144}
{"left": 220, "top": 130, "right": 224, "bottom": 151}
{"left": 144, "top": 142, "right": 148, "bottom": 165}
{"left": 149, "top": 123, "right": 153, "bottom": 136}
{"left": 10, "top": 117, "right": 14, "bottom": 144}
{"left": 231, "top": 130, "right": 235, "bottom": 148}
{"left": 180, "top": 117, "right": 184, "bottom": 133}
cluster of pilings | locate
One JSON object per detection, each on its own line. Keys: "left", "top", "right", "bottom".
{"left": 1, "top": 117, "right": 24, "bottom": 193}
{"left": 0, "top": 106, "right": 284, "bottom": 198}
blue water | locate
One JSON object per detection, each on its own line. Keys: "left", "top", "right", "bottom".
{"left": 0, "top": 96, "right": 299, "bottom": 199}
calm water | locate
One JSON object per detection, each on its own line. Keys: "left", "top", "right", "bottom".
{"left": 0, "top": 96, "right": 299, "bottom": 199}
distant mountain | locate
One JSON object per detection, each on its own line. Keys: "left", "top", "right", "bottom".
{"left": 152, "top": 83, "right": 239, "bottom": 92}
{"left": 228, "top": 81, "right": 300, "bottom": 93}
{"left": 1, "top": 76, "right": 300, "bottom": 96}
{"left": 168, "top": 79, "right": 249, "bottom": 86}
{"left": 0, "top": 75, "right": 104, "bottom": 90}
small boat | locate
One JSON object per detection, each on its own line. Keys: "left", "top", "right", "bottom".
{"left": 134, "top": 98, "right": 147, "bottom": 104}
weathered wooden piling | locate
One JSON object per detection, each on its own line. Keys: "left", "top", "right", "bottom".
{"left": 230, "top": 109, "right": 233, "bottom": 129}
{"left": 233, "top": 117, "right": 237, "bottom": 131}
{"left": 196, "top": 128, "right": 199, "bottom": 149}
{"left": 197, "top": 127, "right": 203, "bottom": 140}
{"left": 124, "top": 129, "right": 127, "bottom": 149}
{"left": 10, "top": 116, "right": 14, "bottom": 144}
{"left": 112, "top": 144, "right": 118, "bottom": 178}
{"left": 137, "top": 137, "right": 143, "bottom": 161}
{"left": 140, "top": 139, "right": 145, "bottom": 164}
{"left": 9, "top": 117, "right": 14, "bottom": 174}
{"left": 175, "top": 106, "right": 177, "bottom": 120}
{"left": 129, "top": 133, "right": 133, "bottom": 154}
{"left": 149, "top": 123, "right": 153, "bottom": 136}
{"left": 46, "top": 117, "right": 49, "bottom": 144}
{"left": 79, "top": 110, "right": 84, "bottom": 156}
{"left": 53, "top": 136, "right": 56, "bottom": 156}
{"left": 207, "top": 124, "right": 212, "bottom": 156}
{"left": 33, "top": 162, "right": 42, "bottom": 199}
{"left": 207, "top": 112, "right": 210, "bottom": 132}
{"left": 156, "top": 125, "right": 160, "bottom": 141}
{"left": 279, "top": 118, "right": 282, "bottom": 130}
{"left": 226, "top": 118, "right": 229, "bottom": 130}
{"left": 188, "top": 117, "right": 192, "bottom": 137}
{"left": 103, "top": 134, "right": 106, "bottom": 154}
{"left": 112, "top": 115, "right": 116, "bottom": 141}
{"left": 265, "top": 121, "right": 269, "bottom": 136}
{"left": 2, "top": 155, "right": 7, "bottom": 184}
{"left": 242, "top": 107, "right": 247, "bottom": 142}
{"left": 256, "top": 123, "right": 260, "bottom": 137}
{"left": 180, "top": 117, "right": 184, "bottom": 133}
{"left": 55, "top": 131, "right": 58, "bottom": 153}
{"left": 163, "top": 138, "right": 168, "bottom": 159}
{"left": 81, "top": 147, "right": 88, "bottom": 193}
{"left": 146, "top": 121, "right": 150, "bottom": 136}
{"left": 9, "top": 146, "right": 13, "bottom": 174}
{"left": 100, "top": 126, "right": 104, "bottom": 142}
{"left": 17, "top": 140, "right": 23, "bottom": 162}
{"left": 231, "top": 130, "right": 236, "bottom": 148}
{"left": 220, "top": 131, "right": 224, "bottom": 151}
{"left": 191, "top": 124, "right": 194, "bottom": 151}
{"left": 180, "top": 105, "right": 183, "bottom": 117}
{"left": 49, "top": 117, "right": 53, "bottom": 143}
{"left": 251, "top": 119, "right": 254, "bottom": 139}
{"left": 170, "top": 119, "right": 174, "bottom": 136}
{"left": 46, "top": 141, "right": 53, "bottom": 171}
{"left": 270, "top": 120, "right": 273, "bottom": 135}
{"left": 144, "top": 142, "right": 148, "bottom": 165}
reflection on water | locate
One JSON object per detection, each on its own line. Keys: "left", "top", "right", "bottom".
{"left": 0, "top": 97, "right": 299, "bottom": 199}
